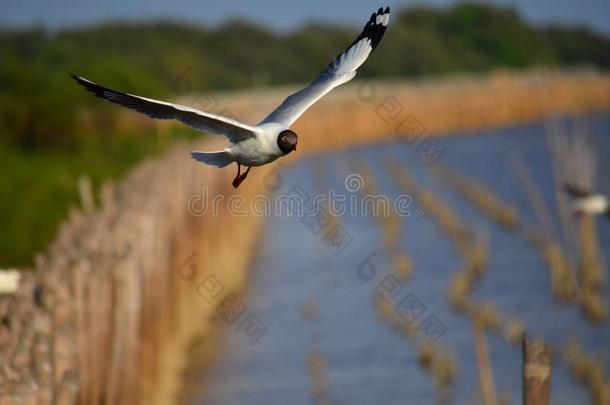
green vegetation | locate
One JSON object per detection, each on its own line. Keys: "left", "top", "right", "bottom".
{"left": 1, "top": 2, "right": 609, "bottom": 266}
{"left": 0, "top": 129, "right": 197, "bottom": 265}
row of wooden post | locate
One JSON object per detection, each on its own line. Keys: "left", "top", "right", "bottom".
{"left": 522, "top": 337, "right": 552, "bottom": 405}
{"left": 473, "top": 316, "right": 551, "bottom": 405}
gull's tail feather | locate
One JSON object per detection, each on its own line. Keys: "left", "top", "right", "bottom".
{"left": 190, "top": 150, "right": 233, "bottom": 168}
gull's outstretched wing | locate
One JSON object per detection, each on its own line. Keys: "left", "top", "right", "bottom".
{"left": 260, "top": 7, "right": 390, "bottom": 127}
{"left": 71, "top": 74, "right": 257, "bottom": 143}
{"left": 563, "top": 183, "right": 592, "bottom": 198}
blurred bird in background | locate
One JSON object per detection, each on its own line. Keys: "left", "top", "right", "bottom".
{"left": 563, "top": 183, "right": 610, "bottom": 218}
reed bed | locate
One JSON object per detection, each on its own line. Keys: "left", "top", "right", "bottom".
{"left": 512, "top": 129, "right": 609, "bottom": 323}
{"left": 348, "top": 159, "right": 456, "bottom": 398}
{"left": 431, "top": 166, "right": 520, "bottom": 231}
{"left": 577, "top": 215, "right": 608, "bottom": 324}
{"left": 3, "top": 68, "right": 610, "bottom": 404}
{"left": 511, "top": 153, "right": 580, "bottom": 302}
{"left": 472, "top": 317, "right": 499, "bottom": 405}
{"left": 527, "top": 232, "right": 578, "bottom": 302}
{"left": 348, "top": 159, "right": 411, "bottom": 280}
{"left": 431, "top": 157, "right": 596, "bottom": 315}
{"left": 178, "top": 69, "right": 610, "bottom": 156}
{"left": 564, "top": 340, "right": 610, "bottom": 405}
{"left": 374, "top": 297, "right": 456, "bottom": 399}
{"left": 384, "top": 162, "right": 472, "bottom": 255}
{"left": 300, "top": 165, "right": 336, "bottom": 405}
{"left": 423, "top": 143, "right": 610, "bottom": 402}
{"left": 547, "top": 129, "right": 608, "bottom": 324}
{"left": 384, "top": 159, "right": 525, "bottom": 345}
{"left": 384, "top": 160, "right": 533, "bottom": 403}
{"left": 0, "top": 139, "right": 268, "bottom": 404}
{"left": 306, "top": 349, "right": 330, "bottom": 405}
{"left": 432, "top": 160, "right": 581, "bottom": 304}
{"left": 301, "top": 298, "right": 330, "bottom": 405}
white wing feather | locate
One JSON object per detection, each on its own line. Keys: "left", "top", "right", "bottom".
{"left": 261, "top": 7, "right": 390, "bottom": 127}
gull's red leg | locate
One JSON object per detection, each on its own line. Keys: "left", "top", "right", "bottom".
{"left": 232, "top": 163, "right": 242, "bottom": 188}
{"left": 240, "top": 166, "right": 252, "bottom": 182}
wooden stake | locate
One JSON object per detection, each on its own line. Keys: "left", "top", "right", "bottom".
{"left": 522, "top": 336, "right": 551, "bottom": 405}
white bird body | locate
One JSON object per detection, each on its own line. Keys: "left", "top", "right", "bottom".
{"left": 573, "top": 195, "right": 609, "bottom": 215}
{"left": 72, "top": 7, "right": 391, "bottom": 187}
{"left": 563, "top": 183, "right": 610, "bottom": 218}
{"left": 227, "top": 122, "right": 288, "bottom": 167}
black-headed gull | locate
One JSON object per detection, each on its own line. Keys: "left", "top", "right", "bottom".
{"left": 72, "top": 7, "right": 390, "bottom": 188}
{"left": 563, "top": 183, "right": 610, "bottom": 218}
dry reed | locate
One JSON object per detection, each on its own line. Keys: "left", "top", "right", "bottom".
{"left": 473, "top": 316, "right": 499, "bottom": 405}
{"left": 176, "top": 69, "right": 610, "bottom": 156}
{"left": 511, "top": 153, "right": 579, "bottom": 302}
{"left": 348, "top": 159, "right": 456, "bottom": 398}
{"left": 348, "top": 159, "right": 411, "bottom": 280}
{"left": 307, "top": 350, "right": 331, "bottom": 405}
{"left": 431, "top": 166, "right": 520, "bottom": 231}
{"left": 374, "top": 297, "right": 457, "bottom": 396}
{"left": 564, "top": 340, "right": 610, "bottom": 405}
{"left": 547, "top": 129, "right": 608, "bottom": 324}
{"left": 104, "top": 69, "right": 610, "bottom": 159}
{"left": 385, "top": 159, "right": 525, "bottom": 344}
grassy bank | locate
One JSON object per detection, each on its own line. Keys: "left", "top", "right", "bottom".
{"left": 0, "top": 133, "right": 175, "bottom": 265}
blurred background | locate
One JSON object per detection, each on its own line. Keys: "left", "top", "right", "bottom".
{"left": 1, "top": 1, "right": 609, "bottom": 404}
{"left": 2, "top": 0, "right": 610, "bottom": 266}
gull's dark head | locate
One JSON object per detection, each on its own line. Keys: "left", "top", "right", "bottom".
{"left": 278, "top": 130, "right": 298, "bottom": 154}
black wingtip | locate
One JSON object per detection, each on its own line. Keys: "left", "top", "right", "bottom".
{"left": 375, "top": 6, "right": 390, "bottom": 17}
{"left": 69, "top": 73, "right": 112, "bottom": 101}
{"left": 357, "top": 7, "right": 390, "bottom": 50}
{"left": 70, "top": 73, "right": 90, "bottom": 88}
{"left": 69, "top": 72, "right": 88, "bottom": 87}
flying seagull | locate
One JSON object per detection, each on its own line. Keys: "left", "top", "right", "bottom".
{"left": 72, "top": 7, "right": 390, "bottom": 188}
{"left": 563, "top": 183, "right": 610, "bottom": 218}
